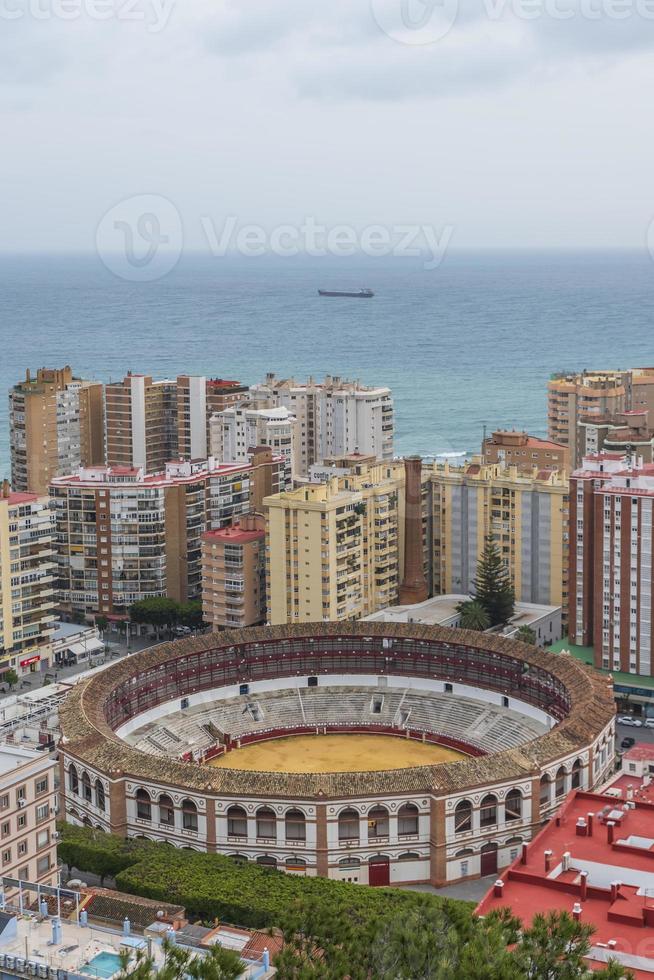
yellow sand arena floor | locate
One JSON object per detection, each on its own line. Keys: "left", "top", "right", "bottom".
{"left": 207, "top": 734, "right": 466, "bottom": 773}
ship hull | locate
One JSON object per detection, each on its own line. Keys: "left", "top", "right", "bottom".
{"left": 318, "top": 290, "right": 374, "bottom": 298}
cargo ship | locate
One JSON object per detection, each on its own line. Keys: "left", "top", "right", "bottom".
{"left": 318, "top": 288, "right": 374, "bottom": 298}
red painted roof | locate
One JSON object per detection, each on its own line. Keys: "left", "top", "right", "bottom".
{"left": 203, "top": 524, "right": 264, "bottom": 544}
{"left": 476, "top": 789, "right": 654, "bottom": 978}
{"left": 625, "top": 745, "right": 654, "bottom": 763}
{"left": 5, "top": 492, "right": 38, "bottom": 505}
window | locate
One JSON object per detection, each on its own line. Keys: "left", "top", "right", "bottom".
{"left": 182, "top": 799, "right": 198, "bottom": 832}
{"left": 505, "top": 789, "right": 522, "bottom": 822}
{"left": 285, "top": 809, "right": 306, "bottom": 842}
{"left": 555, "top": 766, "right": 567, "bottom": 797}
{"left": 94, "top": 780, "right": 105, "bottom": 812}
{"left": 2, "top": 849, "right": 11, "bottom": 865}
{"left": 571, "top": 759, "right": 582, "bottom": 790}
{"left": 480, "top": 795, "right": 498, "bottom": 828}
{"left": 68, "top": 767, "right": 79, "bottom": 795}
{"left": 368, "top": 806, "right": 389, "bottom": 839}
{"left": 398, "top": 803, "right": 419, "bottom": 836}
{"left": 540, "top": 774, "right": 551, "bottom": 807}
{"left": 17, "top": 815, "right": 26, "bottom": 830}
{"left": 16, "top": 786, "right": 26, "bottom": 803}
{"left": 338, "top": 808, "right": 360, "bottom": 842}
{"left": 0, "top": 795, "right": 8, "bottom": 811}
{"left": 256, "top": 807, "right": 276, "bottom": 839}
{"left": 159, "top": 794, "right": 175, "bottom": 826}
{"left": 18, "top": 841, "right": 27, "bottom": 857}
{"left": 1, "top": 822, "right": 9, "bottom": 839}
{"left": 81, "top": 773, "right": 92, "bottom": 803}
{"left": 37, "top": 830, "right": 49, "bottom": 850}
{"left": 136, "top": 789, "right": 152, "bottom": 822}
{"left": 35, "top": 777, "right": 48, "bottom": 797}
{"left": 454, "top": 800, "right": 472, "bottom": 834}
{"left": 37, "top": 855, "right": 51, "bottom": 877}
{"left": 35, "top": 803, "right": 49, "bottom": 825}
{"left": 17, "top": 866, "right": 28, "bottom": 881}
{"left": 227, "top": 806, "right": 248, "bottom": 838}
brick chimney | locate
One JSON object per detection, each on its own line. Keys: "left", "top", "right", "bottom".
{"left": 399, "top": 456, "right": 428, "bottom": 605}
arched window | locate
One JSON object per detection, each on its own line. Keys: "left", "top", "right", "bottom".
{"left": 227, "top": 806, "right": 248, "bottom": 838}
{"left": 285, "top": 857, "right": 306, "bottom": 873}
{"left": 136, "top": 788, "right": 151, "bottom": 822}
{"left": 256, "top": 807, "right": 276, "bottom": 840}
{"left": 229, "top": 854, "right": 248, "bottom": 864}
{"left": 480, "top": 794, "right": 498, "bottom": 828}
{"left": 285, "top": 809, "right": 306, "bottom": 842}
{"left": 159, "top": 794, "right": 175, "bottom": 826}
{"left": 339, "top": 857, "right": 361, "bottom": 868}
{"left": 81, "top": 772, "right": 92, "bottom": 803}
{"left": 398, "top": 851, "right": 420, "bottom": 861}
{"left": 256, "top": 855, "right": 277, "bottom": 868}
{"left": 368, "top": 806, "right": 389, "bottom": 840}
{"left": 540, "top": 774, "right": 552, "bottom": 808}
{"left": 505, "top": 789, "right": 522, "bottom": 822}
{"left": 69, "top": 765, "right": 79, "bottom": 795}
{"left": 398, "top": 803, "right": 419, "bottom": 837}
{"left": 338, "top": 808, "right": 360, "bottom": 842}
{"left": 94, "top": 780, "right": 105, "bottom": 812}
{"left": 182, "top": 799, "right": 198, "bottom": 832}
{"left": 571, "top": 758, "right": 582, "bottom": 790}
{"left": 555, "top": 766, "right": 567, "bottom": 797}
{"left": 454, "top": 799, "right": 472, "bottom": 834}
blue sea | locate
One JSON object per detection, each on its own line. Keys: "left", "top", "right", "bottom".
{"left": 1, "top": 250, "right": 653, "bottom": 477}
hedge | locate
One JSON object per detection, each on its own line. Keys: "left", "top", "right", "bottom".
{"left": 58, "top": 824, "right": 472, "bottom": 936}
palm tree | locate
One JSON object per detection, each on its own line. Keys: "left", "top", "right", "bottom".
{"left": 515, "top": 625, "right": 537, "bottom": 646}
{"left": 457, "top": 600, "right": 491, "bottom": 632}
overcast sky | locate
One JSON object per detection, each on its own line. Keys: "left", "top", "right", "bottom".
{"left": 2, "top": 0, "right": 654, "bottom": 251}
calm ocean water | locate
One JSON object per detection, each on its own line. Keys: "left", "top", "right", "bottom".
{"left": 1, "top": 250, "right": 653, "bottom": 477}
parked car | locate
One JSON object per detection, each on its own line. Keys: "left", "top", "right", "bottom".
{"left": 617, "top": 715, "right": 643, "bottom": 727}
{"left": 620, "top": 736, "right": 636, "bottom": 750}
{"left": 644, "top": 718, "right": 654, "bottom": 729}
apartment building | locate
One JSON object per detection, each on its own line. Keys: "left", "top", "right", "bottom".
{"left": 0, "top": 483, "right": 56, "bottom": 679}
{"left": 210, "top": 405, "right": 297, "bottom": 485}
{"left": 51, "top": 454, "right": 283, "bottom": 619}
{"left": 201, "top": 514, "right": 266, "bottom": 629}
{"left": 428, "top": 460, "right": 569, "bottom": 611}
{"left": 249, "top": 373, "right": 394, "bottom": 477}
{"left": 481, "top": 429, "right": 570, "bottom": 474}
{"left": 9, "top": 367, "right": 104, "bottom": 494}
{"left": 547, "top": 369, "right": 654, "bottom": 468}
{"left": 265, "top": 461, "right": 402, "bottom": 624}
{"left": 578, "top": 409, "right": 654, "bottom": 463}
{"left": 0, "top": 746, "right": 57, "bottom": 890}
{"left": 569, "top": 452, "right": 654, "bottom": 676}
{"left": 106, "top": 374, "right": 249, "bottom": 472}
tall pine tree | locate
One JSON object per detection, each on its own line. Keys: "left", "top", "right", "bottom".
{"left": 472, "top": 536, "right": 515, "bottom": 626}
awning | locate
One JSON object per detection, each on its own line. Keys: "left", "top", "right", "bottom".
{"left": 67, "top": 639, "right": 104, "bottom": 658}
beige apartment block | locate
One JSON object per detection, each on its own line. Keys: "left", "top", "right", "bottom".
{"left": 0, "top": 746, "right": 57, "bottom": 891}
{"left": 0, "top": 483, "right": 56, "bottom": 679}
{"left": 9, "top": 367, "right": 104, "bottom": 495}
{"left": 202, "top": 514, "right": 266, "bottom": 629}
{"left": 265, "top": 461, "right": 403, "bottom": 624}
{"left": 51, "top": 454, "right": 283, "bottom": 619}
{"left": 482, "top": 430, "right": 570, "bottom": 475}
{"left": 547, "top": 371, "right": 627, "bottom": 467}
{"left": 428, "top": 459, "right": 569, "bottom": 614}
{"left": 249, "top": 373, "right": 394, "bottom": 478}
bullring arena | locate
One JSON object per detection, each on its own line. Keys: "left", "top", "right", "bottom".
{"left": 59, "top": 623, "right": 616, "bottom": 887}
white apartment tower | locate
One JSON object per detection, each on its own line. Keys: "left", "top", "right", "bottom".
{"left": 210, "top": 405, "right": 297, "bottom": 487}
{"left": 248, "top": 374, "right": 394, "bottom": 477}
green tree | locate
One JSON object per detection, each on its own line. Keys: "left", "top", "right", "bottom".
{"left": 95, "top": 614, "right": 109, "bottom": 634}
{"left": 3, "top": 668, "right": 19, "bottom": 690}
{"left": 513, "top": 910, "right": 632, "bottom": 979}
{"left": 129, "top": 597, "right": 180, "bottom": 629}
{"left": 115, "top": 940, "right": 242, "bottom": 980}
{"left": 472, "top": 537, "right": 515, "bottom": 626}
{"left": 177, "top": 600, "right": 204, "bottom": 629}
{"left": 515, "top": 625, "right": 537, "bottom": 646}
{"left": 457, "top": 600, "right": 491, "bottom": 632}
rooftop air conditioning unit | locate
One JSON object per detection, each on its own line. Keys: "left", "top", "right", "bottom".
{"left": 17, "top": 799, "right": 26, "bottom": 808}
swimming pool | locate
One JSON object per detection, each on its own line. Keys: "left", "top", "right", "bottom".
{"left": 79, "top": 950, "right": 123, "bottom": 978}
